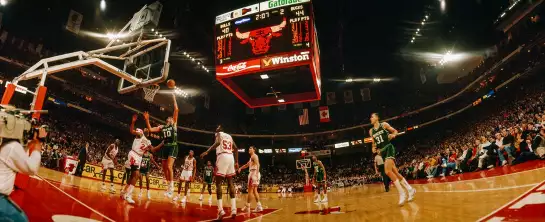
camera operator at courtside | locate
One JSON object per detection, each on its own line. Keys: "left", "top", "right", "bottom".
{"left": 0, "top": 110, "right": 48, "bottom": 221}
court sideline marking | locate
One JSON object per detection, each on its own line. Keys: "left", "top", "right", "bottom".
{"left": 421, "top": 183, "right": 537, "bottom": 193}
{"left": 37, "top": 175, "right": 116, "bottom": 222}
{"left": 476, "top": 179, "right": 545, "bottom": 222}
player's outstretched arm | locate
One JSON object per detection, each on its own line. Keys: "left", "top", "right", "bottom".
{"left": 369, "top": 129, "right": 377, "bottom": 154}
{"left": 200, "top": 134, "right": 220, "bottom": 159}
{"left": 142, "top": 112, "right": 161, "bottom": 133}
{"left": 130, "top": 114, "right": 138, "bottom": 135}
{"left": 382, "top": 122, "right": 398, "bottom": 140}
{"left": 238, "top": 159, "right": 251, "bottom": 173}
{"left": 192, "top": 159, "right": 197, "bottom": 181}
{"left": 172, "top": 94, "right": 179, "bottom": 125}
{"left": 233, "top": 141, "right": 239, "bottom": 169}
{"left": 150, "top": 141, "right": 164, "bottom": 153}
{"left": 150, "top": 154, "right": 161, "bottom": 169}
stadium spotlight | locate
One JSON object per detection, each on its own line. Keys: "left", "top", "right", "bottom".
{"left": 422, "top": 21, "right": 425, "bottom": 25}
{"left": 411, "top": 40, "right": 414, "bottom": 43}
{"left": 345, "top": 78, "right": 353, "bottom": 83}
{"left": 260, "top": 74, "right": 269, "bottom": 79}
{"left": 151, "top": 28, "right": 155, "bottom": 32}
{"left": 0, "top": 0, "right": 7, "bottom": 6}
{"left": 278, "top": 98, "right": 285, "bottom": 103}
{"left": 100, "top": 0, "right": 106, "bottom": 11}
{"left": 373, "top": 78, "right": 381, "bottom": 82}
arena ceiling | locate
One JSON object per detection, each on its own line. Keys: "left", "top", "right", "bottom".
{"left": 0, "top": 0, "right": 511, "bottom": 114}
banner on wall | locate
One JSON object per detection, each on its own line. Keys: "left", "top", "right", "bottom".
{"left": 76, "top": 163, "right": 280, "bottom": 193}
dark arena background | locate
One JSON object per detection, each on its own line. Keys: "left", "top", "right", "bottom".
{"left": 0, "top": 0, "right": 544, "bottom": 221}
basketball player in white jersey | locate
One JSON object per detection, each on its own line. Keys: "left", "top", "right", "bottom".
{"left": 200, "top": 125, "right": 239, "bottom": 220}
{"left": 101, "top": 139, "right": 120, "bottom": 193}
{"left": 174, "top": 150, "right": 196, "bottom": 203}
{"left": 122, "top": 114, "right": 162, "bottom": 204}
{"left": 238, "top": 146, "right": 263, "bottom": 213}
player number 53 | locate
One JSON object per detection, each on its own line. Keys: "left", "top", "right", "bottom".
{"left": 222, "top": 140, "right": 232, "bottom": 151}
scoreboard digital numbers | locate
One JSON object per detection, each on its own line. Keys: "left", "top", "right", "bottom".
{"left": 215, "top": 0, "right": 313, "bottom": 65}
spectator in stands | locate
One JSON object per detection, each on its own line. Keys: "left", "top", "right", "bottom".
{"left": 477, "top": 136, "right": 491, "bottom": 170}
{"left": 500, "top": 129, "right": 515, "bottom": 165}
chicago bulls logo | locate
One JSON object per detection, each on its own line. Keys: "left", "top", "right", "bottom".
{"left": 65, "top": 163, "right": 76, "bottom": 173}
{"left": 236, "top": 18, "right": 287, "bottom": 55}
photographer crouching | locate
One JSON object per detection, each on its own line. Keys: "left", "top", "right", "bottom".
{"left": 0, "top": 107, "right": 48, "bottom": 222}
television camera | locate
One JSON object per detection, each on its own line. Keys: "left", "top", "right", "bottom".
{"left": 0, "top": 105, "right": 48, "bottom": 145}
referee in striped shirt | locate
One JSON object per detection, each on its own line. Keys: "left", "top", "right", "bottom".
{"left": 374, "top": 150, "right": 390, "bottom": 192}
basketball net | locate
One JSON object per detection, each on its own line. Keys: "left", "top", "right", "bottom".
{"left": 143, "top": 84, "right": 160, "bottom": 102}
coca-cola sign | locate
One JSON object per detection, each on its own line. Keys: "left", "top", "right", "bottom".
{"left": 216, "top": 59, "right": 261, "bottom": 77}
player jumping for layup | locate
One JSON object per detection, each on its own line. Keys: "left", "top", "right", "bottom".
{"left": 122, "top": 114, "right": 162, "bottom": 204}
{"left": 370, "top": 113, "right": 415, "bottom": 206}
{"left": 174, "top": 150, "right": 196, "bottom": 203}
{"left": 101, "top": 139, "right": 120, "bottom": 193}
{"left": 143, "top": 93, "right": 178, "bottom": 198}
{"left": 312, "top": 155, "right": 327, "bottom": 203}
{"left": 200, "top": 125, "right": 239, "bottom": 220}
{"left": 238, "top": 146, "right": 263, "bottom": 213}
{"left": 199, "top": 161, "right": 214, "bottom": 204}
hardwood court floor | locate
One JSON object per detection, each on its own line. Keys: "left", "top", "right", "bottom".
{"left": 12, "top": 160, "right": 545, "bottom": 222}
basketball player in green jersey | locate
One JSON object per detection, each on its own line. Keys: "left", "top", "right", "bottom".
{"left": 143, "top": 94, "right": 179, "bottom": 198}
{"left": 138, "top": 151, "right": 160, "bottom": 199}
{"left": 312, "top": 155, "right": 327, "bottom": 203}
{"left": 199, "top": 161, "right": 214, "bottom": 204}
{"left": 369, "top": 113, "right": 415, "bottom": 206}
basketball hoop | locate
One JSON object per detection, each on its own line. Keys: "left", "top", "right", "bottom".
{"left": 142, "top": 84, "right": 160, "bottom": 102}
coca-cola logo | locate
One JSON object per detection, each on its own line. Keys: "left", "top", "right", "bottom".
{"left": 225, "top": 62, "right": 247, "bottom": 72}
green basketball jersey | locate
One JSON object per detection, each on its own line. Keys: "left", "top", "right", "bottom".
{"left": 371, "top": 123, "right": 391, "bottom": 149}
{"left": 204, "top": 166, "right": 214, "bottom": 181}
{"left": 313, "top": 162, "right": 324, "bottom": 177}
{"left": 141, "top": 153, "right": 152, "bottom": 169}
{"left": 161, "top": 124, "right": 177, "bottom": 144}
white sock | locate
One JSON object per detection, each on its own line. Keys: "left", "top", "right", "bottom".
{"left": 257, "top": 201, "right": 262, "bottom": 207}
{"left": 401, "top": 178, "right": 413, "bottom": 191}
{"left": 393, "top": 180, "right": 406, "bottom": 195}
{"left": 231, "top": 198, "right": 236, "bottom": 213}
{"left": 218, "top": 199, "right": 223, "bottom": 211}
{"left": 200, "top": 194, "right": 203, "bottom": 198}
{"left": 128, "top": 185, "right": 134, "bottom": 195}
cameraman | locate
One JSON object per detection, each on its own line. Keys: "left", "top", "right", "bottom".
{"left": 0, "top": 126, "right": 47, "bottom": 221}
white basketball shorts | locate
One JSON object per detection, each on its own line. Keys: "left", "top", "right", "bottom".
{"left": 215, "top": 153, "right": 235, "bottom": 178}
{"left": 101, "top": 157, "right": 115, "bottom": 169}
{"left": 128, "top": 151, "right": 142, "bottom": 170}
{"left": 180, "top": 170, "right": 193, "bottom": 181}
{"left": 248, "top": 171, "right": 261, "bottom": 187}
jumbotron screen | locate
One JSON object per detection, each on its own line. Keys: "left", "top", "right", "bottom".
{"left": 214, "top": 0, "right": 313, "bottom": 65}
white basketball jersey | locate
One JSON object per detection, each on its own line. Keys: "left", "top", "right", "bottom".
{"left": 183, "top": 156, "right": 194, "bottom": 171}
{"left": 217, "top": 132, "right": 234, "bottom": 154}
{"left": 104, "top": 145, "right": 118, "bottom": 160}
{"left": 250, "top": 154, "right": 259, "bottom": 171}
{"left": 132, "top": 136, "right": 151, "bottom": 156}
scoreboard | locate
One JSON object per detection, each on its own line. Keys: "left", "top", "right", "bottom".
{"left": 215, "top": 0, "right": 313, "bottom": 65}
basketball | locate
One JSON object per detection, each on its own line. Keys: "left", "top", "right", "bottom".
{"left": 167, "top": 79, "right": 176, "bottom": 88}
